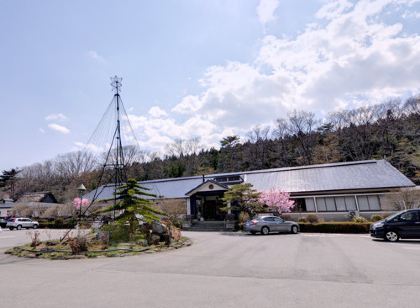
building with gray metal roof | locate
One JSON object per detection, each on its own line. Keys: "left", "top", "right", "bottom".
{"left": 85, "top": 160, "right": 415, "bottom": 221}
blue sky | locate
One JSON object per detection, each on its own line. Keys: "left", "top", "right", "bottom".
{"left": 1, "top": 0, "right": 419, "bottom": 169}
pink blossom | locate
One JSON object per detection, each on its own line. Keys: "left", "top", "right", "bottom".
{"left": 259, "top": 189, "right": 295, "bottom": 213}
{"left": 72, "top": 197, "right": 89, "bottom": 209}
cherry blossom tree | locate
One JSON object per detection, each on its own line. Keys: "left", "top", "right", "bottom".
{"left": 72, "top": 197, "right": 89, "bottom": 210}
{"left": 259, "top": 189, "right": 295, "bottom": 213}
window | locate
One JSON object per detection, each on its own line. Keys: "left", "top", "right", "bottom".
{"left": 357, "top": 196, "right": 370, "bottom": 211}
{"left": 399, "top": 211, "right": 418, "bottom": 222}
{"left": 316, "top": 198, "right": 327, "bottom": 211}
{"left": 274, "top": 217, "right": 284, "bottom": 222}
{"left": 314, "top": 195, "right": 381, "bottom": 212}
{"left": 335, "top": 197, "right": 346, "bottom": 211}
{"left": 214, "top": 175, "right": 243, "bottom": 184}
{"left": 368, "top": 196, "right": 381, "bottom": 210}
{"left": 344, "top": 197, "right": 357, "bottom": 211}
{"left": 356, "top": 195, "right": 382, "bottom": 211}
{"left": 293, "top": 199, "right": 307, "bottom": 212}
{"left": 305, "top": 198, "right": 316, "bottom": 212}
{"left": 325, "top": 197, "right": 336, "bottom": 211}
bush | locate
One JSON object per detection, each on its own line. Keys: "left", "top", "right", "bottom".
{"left": 306, "top": 214, "right": 319, "bottom": 224}
{"left": 101, "top": 223, "right": 131, "bottom": 244}
{"left": 352, "top": 216, "right": 368, "bottom": 223}
{"left": 298, "top": 217, "right": 307, "bottom": 223}
{"left": 167, "top": 215, "right": 183, "bottom": 229}
{"left": 68, "top": 235, "right": 88, "bottom": 254}
{"left": 299, "top": 222, "right": 371, "bottom": 233}
{"left": 38, "top": 218, "right": 76, "bottom": 229}
{"left": 370, "top": 214, "right": 384, "bottom": 222}
{"left": 239, "top": 211, "right": 250, "bottom": 223}
{"left": 281, "top": 214, "right": 291, "bottom": 221}
{"left": 28, "top": 230, "right": 41, "bottom": 247}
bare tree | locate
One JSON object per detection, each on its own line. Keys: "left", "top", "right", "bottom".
{"left": 390, "top": 188, "right": 420, "bottom": 210}
{"left": 55, "top": 151, "right": 97, "bottom": 179}
{"left": 287, "top": 110, "right": 318, "bottom": 164}
{"left": 404, "top": 96, "right": 420, "bottom": 116}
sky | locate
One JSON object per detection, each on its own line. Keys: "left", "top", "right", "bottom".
{"left": 0, "top": 0, "right": 420, "bottom": 169}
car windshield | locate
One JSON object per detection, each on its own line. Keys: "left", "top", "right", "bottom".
{"left": 385, "top": 210, "right": 406, "bottom": 222}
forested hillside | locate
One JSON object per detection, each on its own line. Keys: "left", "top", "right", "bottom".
{"left": 2, "top": 96, "right": 419, "bottom": 203}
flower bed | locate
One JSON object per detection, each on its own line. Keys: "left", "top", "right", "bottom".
{"left": 5, "top": 233, "right": 192, "bottom": 260}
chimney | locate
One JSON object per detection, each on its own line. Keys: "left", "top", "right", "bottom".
{"left": 202, "top": 174, "right": 205, "bottom": 183}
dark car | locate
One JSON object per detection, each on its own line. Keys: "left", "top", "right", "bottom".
{"left": 0, "top": 218, "right": 7, "bottom": 228}
{"left": 370, "top": 209, "right": 420, "bottom": 242}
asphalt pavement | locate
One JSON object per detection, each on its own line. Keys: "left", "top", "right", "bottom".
{"left": 0, "top": 230, "right": 419, "bottom": 308}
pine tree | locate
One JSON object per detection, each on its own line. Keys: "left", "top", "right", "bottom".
{"left": 104, "top": 179, "right": 163, "bottom": 240}
{"left": 0, "top": 168, "right": 21, "bottom": 198}
{"left": 221, "top": 183, "right": 263, "bottom": 217}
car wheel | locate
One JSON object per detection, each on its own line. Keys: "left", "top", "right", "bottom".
{"left": 291, "top": 225, "right": 299, "bottom": 234}
{"left": 9, "top": 227, "right": 14, "bottom": 231}
{"left": 33, "top": 224, "right": 38, "bottom": 229}
{"left": 385, "top": 230, "right": 399, "bottom": 242}
{"left": 250, "top": 231, "right": 256, "bottom": 235}
{"left": 261, "top": 226, "right": 270, "bottom": 235}
{"left": 17, "top": 225, "right": 22, "bottom": 230}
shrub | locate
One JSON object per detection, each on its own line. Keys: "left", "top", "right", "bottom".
{"left": 101, "top": 223, "right": 130, "bottom": 244}
{"left": 298, "top": 217, "right": 307, "bottom": 223}
{"left": 370, "top": 214, "right": 384, "bottom": 222}
{"left": 38, "top": 218, "right": 76, "bottom": 229}
{"left": 306, "top": 214, "right": 319, "bottom": 224}
{"left": 299, "top": 222, "right": 371, "bottom": 233}
{"left": 239, "top": 211, "right": 250, "bottom": 224}
{"left": 352, "top": 216, "right": 368, "bottom": 223}
{"left": 68, "top": 235, "right": 88, "bottom": 254}
{"left": 167, "top": 215, "right": 183, "bottom": 229}
{"left": 281, "top": 214, "right": 291, "bottom": 221}
{"left": 28, "top": 231, "right": 41, "bottom": 248}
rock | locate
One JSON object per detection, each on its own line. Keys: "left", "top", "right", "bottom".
{"left": 150, "top": 234, "right": 161, "bottom": 245}
{"left": 171, "top": 227, "right": 181, "bottom": 241}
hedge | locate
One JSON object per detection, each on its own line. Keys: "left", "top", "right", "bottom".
{"left": 38, "top": 220, "right": 76, "bottom": 229}
{"left": 298, "top": 222, "right": 371, "bottom": 233}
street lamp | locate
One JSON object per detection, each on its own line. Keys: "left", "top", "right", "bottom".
{"left": 77, "top": 184, "right": 86, "bottom": 221}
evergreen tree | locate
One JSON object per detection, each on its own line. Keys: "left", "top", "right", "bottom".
{"left": 103, "top": 179, "right": 163, "bottom": 240}
{"left": 221, "top": 183, "right": 263, "bottom": 217}
{"left": 0, "top": 168, "right": 21, "bottom": 198}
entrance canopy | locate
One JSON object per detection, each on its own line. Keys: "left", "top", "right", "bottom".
{"left": 185, "top": 180, "right": 228, "bottom": 197}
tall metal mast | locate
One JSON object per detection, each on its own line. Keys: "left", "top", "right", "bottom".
{"left": 110, "top": 76, "right": 126, "bottom": 219}
{"left": 60, "top": 76, "right": 133, "bottom": 240}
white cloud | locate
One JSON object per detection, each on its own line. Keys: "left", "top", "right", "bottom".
{"left": 148, "top": 106, "right": 168, "bottom": 118}
{"left": 87, "top": 50, "right": 106, "bottom": 63}
{"left": 172, "top": 95, "right": 203, "bottom": 114}
{"left": 73, "top": 142, "right": 104, "bottom": 153}
{"left": 123, "top": 0, "right": 420, "bottom": 155}
{"left": 39, "top": 128, "right": 45, "bottom": 134}
{"left": 256, "top": 0, "right": 280, "bottom": 25}
{"left": 48, "top": 123, "right": 70, "bottom": 134}
{"left": 45, "top": 113, "right": 67, "bottom": 121}
{"left": 316, "top": 0, "right": 354, "bottom": 20}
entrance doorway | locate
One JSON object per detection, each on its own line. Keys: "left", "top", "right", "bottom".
{"left": 195, "top": 194, "right": 225, "bottom": 221}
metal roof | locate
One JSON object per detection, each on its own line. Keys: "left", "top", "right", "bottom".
{"left": 85, "top": 160, "right": 415, "bottom": 201}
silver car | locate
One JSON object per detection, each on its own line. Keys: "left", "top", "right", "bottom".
{"left": 244, "top": 215, "right": 299, "bottom": 235}
{"left": 7, "top": 218, "right": 39, "bottom": 230}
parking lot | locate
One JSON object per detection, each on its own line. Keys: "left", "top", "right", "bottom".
{"left": 1, "top": 230, "right": 420, "bottom": 308}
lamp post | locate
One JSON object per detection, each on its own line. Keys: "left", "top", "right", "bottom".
{"left": 77, "top": 184, "right": 86, "bottom": 222}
